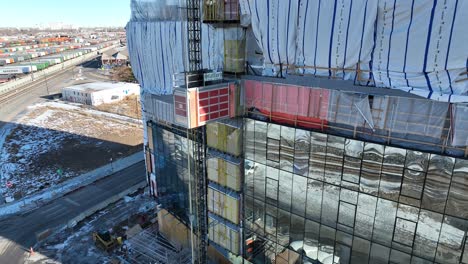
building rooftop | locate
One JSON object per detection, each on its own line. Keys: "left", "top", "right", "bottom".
{"left": 62, "top": 82, "right": 139, "bottom": 93}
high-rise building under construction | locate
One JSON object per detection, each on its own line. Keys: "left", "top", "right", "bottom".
{"left": 127, "top": 0, "right": 468, "bottom": 263}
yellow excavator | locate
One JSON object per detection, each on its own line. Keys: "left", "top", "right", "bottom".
{"left": 92, "top": 231, "right": 122, "bottom": 252}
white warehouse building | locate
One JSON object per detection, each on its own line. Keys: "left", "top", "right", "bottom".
{"left": 62, "top": 82, "right": 140, "bottom": 106}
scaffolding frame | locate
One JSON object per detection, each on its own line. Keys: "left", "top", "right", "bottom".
{"left": 127, "top": 226, "right": 192, "bottom": 264}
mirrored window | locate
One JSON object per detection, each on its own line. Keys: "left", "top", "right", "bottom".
{"left": 379, "top": 172, "right": 403, "bottom": 202}
{"left": 321, "top": 184, "right": 340, "bottom": 227}
{"left": 244, "top": 119, "right": 255, "bottom": 160}
{"left": 389, "top": 248, "right": 411, "bottom": 263}
{"left": 267, "top": 123, "right": 281, "bottom": 140}
{"left": 422, "top": 154, "right": 454, "bottom": 213}
{"left": 280, "top": 126, "right": 295, "bottom": 172}
{"left": 446, "top": 158, "right": 468, "bottom": 219}
{"left": 277, "top": 209, "right": 291, "bottom": 246}
{"left": 393, "top": 218, "right": 417, "bottom": 248}
{"left": 351, "top": 236, "right": 371, "bottom": 264}
{"left": 401, "top": 169, "right": 425, "bottom": 200}
{"left": 435, "top": 216, "right": 468, "bottom": 264}
{"left": 254, "top": 120, "right": 267, "bottom": 164}
{"left": 291, "top": 174, "right": 307, "bottom": 217}
{"left": 343, "top": 156, "right": 361, "bottom": 185}
{"left": 266, "top": 138, "right": 280, "bottom": 165}
{"left": 265, "top": 203, "right": 278, "bottom": 238}
{"left": 345, "top": 139, "right": 364, "bottom": 158}
{"left": 335, "top": 243, "right": 351, "bottom": 264}
{"left": 382, "top": 146, "right": 406, "bottom": 176}
{"left": 360, "top": 143, "right": 384, "bottom": 195}
{"left": 369, "top": 243, "right": 390, "bottom": 264}
{"left": 290, "top": 213, "right": 305, "bottom": 245}
{"left": 304, "top": 220, "right": 320, "bottom": 260}
{"left": 309, "top": 132, "right": 327, "bottom": 181}
{"left": 253, "top": 162, "right": 266, "bottom": 201}
{"left": 413, "top": 209, "right": 443, "bottom": 261}
{"left": 278, "top": 170, "right": 293, "bottom": 211}
{"left": 306, "top": 179, "right": 323, "bottom": 222}
{"left": 411, "top": 256, "right": 435, "bottom": 264}
{"left": 405, "top": 150, "right": 429, "bottom": 172}
{"left": 355, "top": 193, "right": 377, "bottom": 240}
{"left": 373, "top": 198, "right": 397, "bottom": 246}
{"left": 244, "top": 159, "right": 255, "bottom": 197}
{"left": 265, "top": 177, "right": 278, "bottom": 205}
{"left": 294, "top": 129, "right": 310, "bottom": 177}
{"left": 325, "top": 135, "right": 345, "bottom": 185}
{"left": 338, "top": 201, "right": 356, "bottom": 228}
{"left": 253, "top": 198, "right": 265, "bottom": 232}
{"left": 319, "top": 225, "right": 336, "bottom": 261}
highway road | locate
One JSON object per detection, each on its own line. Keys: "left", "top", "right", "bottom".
{"left": 0, "top": 161, "right": 145, "bottom": 264}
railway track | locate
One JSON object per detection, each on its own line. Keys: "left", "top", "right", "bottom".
{"left": 0, "top": 57, "right": 102, "bottom": 106}
{"left": 0, "top": 68, "right": 73, "bottom": 105}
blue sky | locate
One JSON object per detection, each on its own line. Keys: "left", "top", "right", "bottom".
{"left": 0, "top": 0, "right": 131, "bottom": 28}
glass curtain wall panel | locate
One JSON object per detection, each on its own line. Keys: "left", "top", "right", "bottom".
{"left": 422, "top": 155, "right": 455, "bottom": 213}
{"left": 446, "top": 159, "right": 468, "bottom": 218}
{"left": 243, "top": 118, "right": 468, "bottom": 264}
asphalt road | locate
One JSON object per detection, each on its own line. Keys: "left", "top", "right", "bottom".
{"left": 0, "top": 56, "right": 141, "bottom": 263}
{"left": 0, "top": 57, "right": 110, "bottom": 130}
{"left": 0, "top": 161, "right": 145, "bottom": 264}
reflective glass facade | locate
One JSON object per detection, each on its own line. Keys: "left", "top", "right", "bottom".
{"left": 244, "top": 118, "right": 468, "bottom": 264}
{"left": 149, "top": 123, "right": 197, "bottom": 223}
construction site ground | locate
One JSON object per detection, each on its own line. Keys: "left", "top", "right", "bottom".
{"left": 0, "top": 101, "right": 143, "bottom": 202}
{"left": 95, "top": 94, "right": 142, "bottom": 119}
{"left": 30, "top": 190, "right": 157, "bottom": 264}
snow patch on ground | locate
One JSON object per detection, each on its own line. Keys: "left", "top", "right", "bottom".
{"left": 0, "top": 101, "right": 143, "bottom": 203}
{"left": 34, "top": 192, "right": 157, "bottom": 263}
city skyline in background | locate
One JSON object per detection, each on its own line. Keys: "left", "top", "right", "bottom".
{"left": 0, "top": 0, "right": 130, "bottom": 28}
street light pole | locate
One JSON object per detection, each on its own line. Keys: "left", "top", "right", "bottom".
{"left": 44, "top": 70, "right": 50, "bottom": 95}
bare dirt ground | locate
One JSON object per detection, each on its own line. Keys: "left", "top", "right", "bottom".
{"left": 95, "top": 95, "right": 142, "bottom": 119}
{"left": 0, "top": 101, "right": 143, "bottom": 201}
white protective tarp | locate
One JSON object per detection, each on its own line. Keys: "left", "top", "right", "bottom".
{"left": 127, "top": 21, "right": 223, "bottom": 95}
{"left": 240, "top": 0, "right": 468, "bottom": 102}
{"left": 130, "top": 0, "right": 187, "bottom": 21}
{"left": 451, "top": 104, "right": 468, "bottom": 147}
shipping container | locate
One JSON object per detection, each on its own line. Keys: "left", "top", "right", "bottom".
{"left": 0, "top": 65, "right": 34, "bottom": 74}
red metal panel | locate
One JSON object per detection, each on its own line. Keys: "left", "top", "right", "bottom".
{"left": 209, "top": 90, "right": 219, "bottom": 97}
{"left": 242, "top": 79, "right": 331, "bottom": 131}
{"left": 262, "top": 83, "right": 273, "bottom": 111}
{"left": 210, "top": 105, "right": 219, "bottom": 112}
{"left": 220, "top": 110, "right": 229, "bottom": 117}
{"left": 209, "top": 97, "right": 218, "bottom": 104}
{"left": 199, "top": 91, "right": 210, "bottom": 99}
{"left": 219, "top": 88, "right": 228, "bottom": 95}
{"left": 200, "top": 98, "right": 210, "bottom": 107}
{"left": 220, "top": 103, "right": 229, "bottom": 110}
{"left": 219, "top": 95, "right": 229, "bottom": 103}
{"left": 210, "top": 112, "right": 219, "bottom": 119}
{"left": 285, "top": 84, "right": 299, "bottom": 115}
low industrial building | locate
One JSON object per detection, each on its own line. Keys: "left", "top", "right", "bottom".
{"left": 101, "top": 47, "right": 129, "bottom": 66}
{"left": 61, "top": 82, "right": 139, "bottom": 106}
